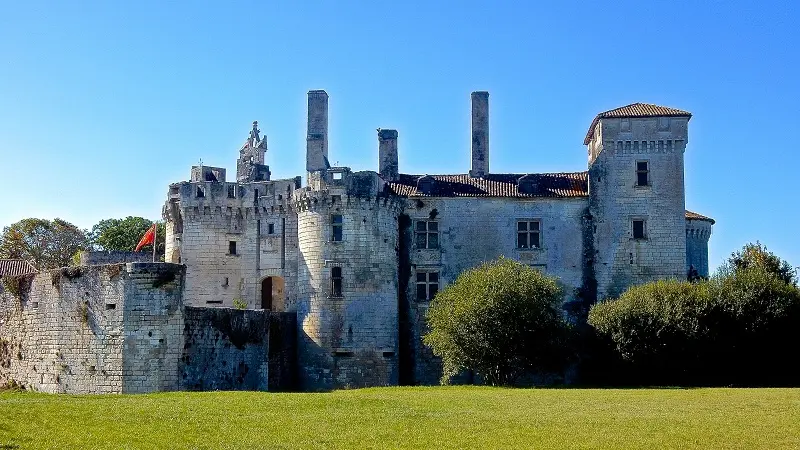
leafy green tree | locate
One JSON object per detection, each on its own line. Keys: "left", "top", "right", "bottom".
{"left": 0, "top": 218, "right": 90, "bottom": 270}
{"left": 720, "top": 241, "right": 796, "bottom": 286}
{"left": 90, "top": 217, "right": 165, "bottom": 259}
{"left": 423, "top": 257, "right": 571, "bottom": 386}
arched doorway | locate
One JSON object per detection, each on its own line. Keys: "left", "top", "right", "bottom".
{"left": 261, "top": 276, "right": 285, "bottom": 310}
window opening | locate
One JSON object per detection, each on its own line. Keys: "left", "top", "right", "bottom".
{"left": 517, "top": 220, "right": 541, "bottom": 249}
{"left": 331, "top": 215, "right": 343, "bottom": 241}
{"left": 416, "top": 271, "right": 439, "bottom": 301}
{"left": 331, "top": 267, "right": 343, "bottom": 297}
{"left": 415, "top": 221, "right": 439, "bottom": 249}
{"left": 636, "top": 161, "right": 649, "bottom": 187}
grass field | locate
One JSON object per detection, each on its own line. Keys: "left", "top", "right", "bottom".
{"left": 1, "top": 387, "right": 799, "bottom": 449}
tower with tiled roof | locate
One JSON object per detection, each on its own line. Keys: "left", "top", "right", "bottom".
{"left": 585, "top": 103, "right": 693, "bottom": 299}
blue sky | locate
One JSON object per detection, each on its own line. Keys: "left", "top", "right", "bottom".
{"left": 1, "top": 0, "right": 798, "bottom": 271}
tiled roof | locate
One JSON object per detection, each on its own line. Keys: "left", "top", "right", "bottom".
{"left": 386, "top": 172, "right": 589, "bottom": 198}
{"left": 685, "top": 210, "right": 715, "bottom": 224}
{"left": 584, "top": 103, "right": 692, "bottom": 144}
{"left": 0, "top": 259, "right": 37, "bottom": 277}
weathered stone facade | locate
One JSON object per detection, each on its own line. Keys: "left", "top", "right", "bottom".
{"left": 158, "top": 90, "right": 714, "bottom": 390}
{"left": 0, "top": 263, "right": 293, "bottom": 393}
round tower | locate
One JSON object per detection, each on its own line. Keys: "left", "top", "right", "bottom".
{"left": 686, "top": 216, "right": 714, "bottom": 278}
{"left": 294, "top": 171, "right": 402, "bottom": 390}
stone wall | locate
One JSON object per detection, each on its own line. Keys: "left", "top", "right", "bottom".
{"left": 588, "top": 116, "right": 689, "bottom": 300}
{"left": 0, "top": 263, "right": 185, "bottom": 393}
{"left": 80, "top": 251, "right": 152, "bottom": 266}
{"left": 400, "top": 196, "right": 589, "bottom": 385}
{"left": 686, "top": 219, "right": 713, "bottom": 278}
{"left": 181, "top": 307, "right": 270, "bottom": 391}
{"left": 121, "top": 263, "right": 185, "bottom": 393}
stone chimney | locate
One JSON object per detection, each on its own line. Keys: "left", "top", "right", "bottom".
{"left": 469, "top": 91, "right": 489, "bottom": 178}
{"left": 377, "top": 129, "right": 399, "bottom": 181}
{"left": 306, "top": 90, "right": 329, "bottom": 173}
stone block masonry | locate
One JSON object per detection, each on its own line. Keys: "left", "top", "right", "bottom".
{"left": 1, "top": 262, "right": 290, "bottom": 394}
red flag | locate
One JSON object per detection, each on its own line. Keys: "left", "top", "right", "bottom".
{"left": 135, "top": 224, "right": 156, "bottom": 252}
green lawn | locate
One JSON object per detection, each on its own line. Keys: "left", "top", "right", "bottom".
{"left": 1, "top": 387, "right": 799, "bottom": 449}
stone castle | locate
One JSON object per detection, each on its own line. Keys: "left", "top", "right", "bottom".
{"left": 0, "top": 90, "right": 713, "bottom": 393}
{"left": 161, "top": 90, "right": 713, "bottom": 389}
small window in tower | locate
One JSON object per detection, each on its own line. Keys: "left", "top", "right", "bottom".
{"left": 332, "top": 172, "right": 343, "bottom": 180}
{"left": 415, "top": 221, "right": 439, "bottom": 249}
{"left": 517, "top": 220, "right": 541, "bottom": 249}
{"left": 196, "top": 186, "right": 205, "bottom": 198}
{"left": 331, "top": 215, "right": 343, "bottom": 242}
{"left": 331, "top": 267, "right": 343, "bottom": 297}
{"left": 254, "top": 189, "right": 259, "bottom": 206}
{"left": 636, "top": 161, "right": 650, "bottom": 187}
{"left": 416, "top": 271, "right": 439, "bottom": 301}
{"left": 632, "top": 220, "right": 646, "bottom": 240}
{"left": 228, "top": 241, "right": 237, "bottom": 255}
{"left": 227, "top": 185, "right": 236, "bottom": 199}
{"left": 331, "top": 195, "right": 341, "bottom": 204}
{"left": 267, "top": 223, "right": 275, "bottom": 235}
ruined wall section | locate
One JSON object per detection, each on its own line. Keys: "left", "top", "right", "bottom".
{"left": 165, "top": 178, "right": 300, "bottom": 310}
{"left": 181, "top": 306, "right": 270, "bottom": 391}
{"left": 0, "top": 266, "right": 124, "bottom": 393}
{"left": 295, "top": 171, "right": 402, "bottom": 390}
{"left": 402, "top": 196, "right": 588, "bottom": 385}
{"left": 0, "top": 263, "right": 186, "bottom": 394}
{"left": 588, "top": 117, "right": 688, "bottom": 300}
{"left": 121, "top": 263, "right": 185, "bottom": 393}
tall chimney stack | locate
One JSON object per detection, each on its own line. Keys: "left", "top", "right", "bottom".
{"left": 378, "top": 129, "right": 399, "bottom": 181}
{"left": 470, "top": 91, "right": 489, "bottom": 178}
{"left": 306, "top": 90, "right": 329, "bottom": 173}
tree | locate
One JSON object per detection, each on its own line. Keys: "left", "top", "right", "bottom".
{"left": 423, "top": 257, "right": 571, "bottom": 386}
{"left": 89, "top": 217, "right": 165, "bottom": 259}
{"left": 721, "top": 241, "right": 796, "bottom": 286}
{"left": 0, "top": 218, "right": 90, "bottom": 270}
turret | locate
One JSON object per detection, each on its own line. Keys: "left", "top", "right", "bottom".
{"left": 306, "top": 90, "right": 329, "bottom": 176}
{"left": 237, "top": 121, "right": 270, "bottom": 182}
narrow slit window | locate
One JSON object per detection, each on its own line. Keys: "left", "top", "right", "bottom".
{"left": 633, "top": 220, "right": 646, "bottom": 240}
{"left": 229, "top": 241, "right": 237, "bottom": 255}
{"left": 227, "top": 185, "right": 236, "bottom": 199}
{"left": 267, "top": 223, "right": 275, "bottom": 235}
{"left": 331, "top": 215, "right": 343, "bottom": 242}
{"left": 331, "top": 267, "right": 343, "bottom": 297}
{"left": 415, "top": 221, "right": 439, "bottom": 249}
{"left": 636, "top": 161, "right": 649, "bottom": 187}
{"left": 416, "top": 271, "right": 439, "bottom": 301}
{"left": 516, "top": 220, "right": 541, "bottom": 249}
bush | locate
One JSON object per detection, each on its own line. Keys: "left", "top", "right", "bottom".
{"left": 588, "top": 267, "right": 800, "bottom": 386}
{"left": 423, "top": 257, "right": 571, "bottom": 386}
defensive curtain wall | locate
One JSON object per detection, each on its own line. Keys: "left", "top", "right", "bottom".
{"left": 0, "top": 263, "right": 295, "bottom": 394}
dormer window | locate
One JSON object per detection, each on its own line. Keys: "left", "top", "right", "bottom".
{"left": 517, "top": 174, "right": 539, "bottom": 195}
{"left": 416, "top": 175, "right": 435, "bottom": 195}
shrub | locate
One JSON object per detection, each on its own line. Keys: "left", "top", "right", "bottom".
{"left": 423, "top": 257, "right": 571, "bottom": 386}
{"left": 588, "top": 268, "right": 800, "bottom": 386}
{"left": 232, "top": 299, "right": 247, "bottom": 310}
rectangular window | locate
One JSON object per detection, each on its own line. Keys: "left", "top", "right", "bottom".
{"left": 633, "top": 220, "right": 646, "bottom": 240}
{"left": 196, "top": 186, "right": 204, "bottom": 198}
{"left": 228, "top": 241, "right": 237, "bottom": 255}
{"left": 267, "top": 223, "right": 275, "bottom": 235}
{"left": 227, "top": 185, "right": 236, "bottom": 199}
{"left": 254, "top": 189, "right": 259, "bottom": 206}
{"left": 516, "top": 220, "right": 541, "bottom": 249}
{"left": 636, "top": 161, "right": 649, "bottom": 187}
{"left": 331, "top": 267, "right": 343, "bottom": 297}
{"left": 331, "top": 215, "right": 343, "bottom": 241}
{"left": 415, "top": 221, "right": 439, "bottom": 249}
{"left": 416, "top": 271, "right": 439, "bottom": 301}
